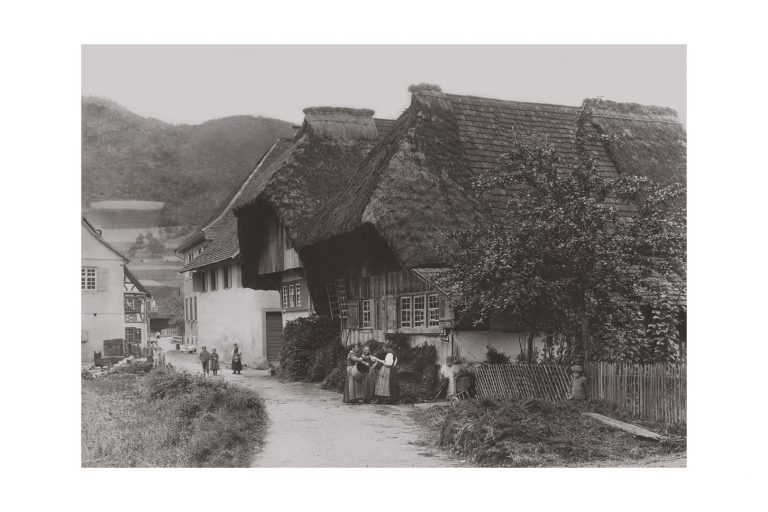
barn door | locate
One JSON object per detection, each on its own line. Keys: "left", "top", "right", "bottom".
{"left": 265, "top": 312, "right": 284, "bottom": 362}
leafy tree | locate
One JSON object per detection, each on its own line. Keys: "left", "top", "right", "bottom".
{"left": 442, "top": 106, "right": 685, "bottom": 364}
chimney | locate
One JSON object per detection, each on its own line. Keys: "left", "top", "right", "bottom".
{"left": 408, "top": 83, "right": 453, "bottom": 113}
{"left": 301, "top": 106, "right": 378, "bottom": 141}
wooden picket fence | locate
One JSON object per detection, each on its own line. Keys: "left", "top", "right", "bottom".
{"left": 473, "top": 363, "right": 572, "bottom": 402}
{"left": 586, "top": 362, "right": 686, "bottom": 425}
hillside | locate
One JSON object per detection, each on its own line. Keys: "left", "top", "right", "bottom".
{"left": 82, "top": 96, "right": 295, "bottom": 226}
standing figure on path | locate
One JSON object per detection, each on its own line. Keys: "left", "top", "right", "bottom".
{"left": 568, "top": 365, "right": 587, "bottom": 400}
{"left": 343, "top": 344, "right": 365, "bottom": 404}
{"left": 361, "top": 346, "right": 383, "bottom": 403}
{"left": 210, "top": 348, "right": 220, "bottom": 376}
{"left": 199, "top": 346, "right": 211, "bottom": 375}
{"left": 375, "top": 348, "right": 399, "bottom": 404}
{"left": 231, "top": 344, "right": 243, "bottom": 375}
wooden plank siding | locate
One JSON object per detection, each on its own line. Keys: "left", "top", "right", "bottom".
{"left": 347, "top": 270, "right": 432, "bottom": 300}
{"left": 256, "top": 209, "right": 302, "bottom": 275}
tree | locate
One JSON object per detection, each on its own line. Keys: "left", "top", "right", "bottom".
{"left": 442, "top": 106, "right": 685, "bottom": 364}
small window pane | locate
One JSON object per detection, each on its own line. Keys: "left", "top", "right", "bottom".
{"left": 414, "top": 295, "right": 426, "bottom": 327}
{"left": 289, "top": 284, "right": 295, "bottom": 307}
{"left": 428, "top": 294, "right": 440, "bottom": 326}
{"left": 362, "top": 299, "right": 371, "bottom": 328}
{"left": 282, "top": 285, "right": 288, "bottom": 308}
{"left": 400, "top": 296, "right": 412, "bottom": 328}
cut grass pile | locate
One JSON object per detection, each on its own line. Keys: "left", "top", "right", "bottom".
{"left": 412, "top": 398, "right": 686, "bottom": 467}
{"left": 82, "top": 363, "right": 268, "bottom": 467}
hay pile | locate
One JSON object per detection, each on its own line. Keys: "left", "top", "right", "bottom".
{"left": 414, "top": 399, "right": 686, "bottom": 467}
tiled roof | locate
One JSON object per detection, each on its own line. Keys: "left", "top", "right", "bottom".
{"left": 82, "top": 217, "right": 129, "bottom": 262}
{"left": 180, "top": 139, "right": 293, "bottom": 272}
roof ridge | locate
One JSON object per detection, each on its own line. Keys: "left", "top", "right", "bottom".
{"left": 445, "top": 93, "right": 579, "bottom": 110}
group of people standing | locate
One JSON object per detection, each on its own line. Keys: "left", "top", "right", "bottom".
{"left": 198, "top": 343, "right": 243, "bottom": 376}
{"left": 344, "top": 344, "right": 400, "bottom": 404}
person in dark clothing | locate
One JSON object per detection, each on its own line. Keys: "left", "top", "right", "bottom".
{"left": 231, "top": 344, "right": 243, "bottom": 374}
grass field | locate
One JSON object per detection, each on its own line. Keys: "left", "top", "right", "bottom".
{"left": 81, "top": 363, "right": 268, "bottom": 467}
{"left": 413, "top": 398, "right": 686, "bottom": 467}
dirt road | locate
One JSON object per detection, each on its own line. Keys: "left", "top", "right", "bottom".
{"left": 164, "top": 350, "right": 460, "bottom": 467}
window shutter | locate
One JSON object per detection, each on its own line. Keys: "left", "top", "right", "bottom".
{"left": 193, "top": 297, "right": 197, "bottom": 321}
{"left": 97, "top": 268, "right": 108, "bottom": 291}
{"left": 348, "top": 299, "right": 360, "bottom": 329}
{"left": 385, "top": 295, "right": 397, "bottom": 332}
{"left": 192, "top": 273, "right": 201, "bottom": 292}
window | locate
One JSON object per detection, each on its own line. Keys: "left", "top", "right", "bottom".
{"left": 289, "top": 284, "right": 295, "bottom": 307}
{"left": 400, "top": 296, "right": 412, "bottom": 328}
{"left": 282, "top": 285, "right": 289, "bottom": 308}
{"left": 187, "top": 253, "right": 192, "bottom": 264}
{"left": 210, "top": 269, "right": 217, "bottom": 291}
{"left": 81, "top": 267, "right": 96, "bottom": 290}
{"left": 200, "top": 272, "right": 207, "bottom": 292}
{"left": 413, "top": 295, "right": 426, "bottom": 327}
{"left": 295, "top": 282, "right": 302, "bottom": 307}
{"left": 193, "top": 297, "right": 197, "bottom": 321}
{"left": 428, "top": 294, "right": 440, "bottom": 326}
{"left": 362, "top": 299, "right": 372, "bottom": 328}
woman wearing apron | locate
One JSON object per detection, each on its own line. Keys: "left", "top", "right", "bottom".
{"left": 343, "top": 345, "right": 365, "bottom": 404}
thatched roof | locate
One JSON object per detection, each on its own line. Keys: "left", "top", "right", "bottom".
{"left": 309, "top": 85, "right": 632, "bottom": 268}
{"left": 584, "top": 98, "right": 686, "bottom": 187}
{"left": 180, "top": 138, "right": 293, "bottom": 271}
{"left": 232, "top": 108, "right": 392, "bottom": 247}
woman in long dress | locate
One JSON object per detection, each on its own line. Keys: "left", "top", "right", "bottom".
{"left": 231, "top": 344, "right": 243, "bottom": 375}
{"left": 343, "top": 345, "right": 365, "bottom": 404}
{"left": 375, "top": 348, "right": 398, "bottom": 404}
{"left": 361, "top": 346, "right": 383, "bottom": 403}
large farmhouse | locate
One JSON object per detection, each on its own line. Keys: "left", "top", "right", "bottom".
{"left": 232, "top": 85, "right": 686, "bottom": 364}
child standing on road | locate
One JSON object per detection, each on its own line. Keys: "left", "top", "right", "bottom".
{"left": 200, "top": 346, "right": 211, "bottom": 375}
{"left": 210, "top": 348, "right": 220, "bottom": 376}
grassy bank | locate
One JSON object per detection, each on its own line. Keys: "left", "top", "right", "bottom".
{"left": 413, "top": 399, "right": 686, "bottom": 467}
{"left": 82, "top": 363, "right": 268, "bottom": 467}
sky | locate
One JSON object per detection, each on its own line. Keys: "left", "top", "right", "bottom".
{"left": 82, "top": 45, "right": 685, "bottom": 126}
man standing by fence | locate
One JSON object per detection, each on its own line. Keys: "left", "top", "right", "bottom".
{"left": 569, "top": 365, "right": 587, "bottom": 400}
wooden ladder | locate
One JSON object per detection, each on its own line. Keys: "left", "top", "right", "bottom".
{"left": 335, "top": 278, "right": 348, "bottom": 319}
{"left": 326, "top": 282, "right": 340, "bottom": 319}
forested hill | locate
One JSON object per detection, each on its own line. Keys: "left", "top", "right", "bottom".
{"left": 82, "top": 96, "right": 295, "bottom": 226}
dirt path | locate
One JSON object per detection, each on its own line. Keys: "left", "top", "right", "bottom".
{"left": 165, "top": 350, "right": 461, "bottom": 467}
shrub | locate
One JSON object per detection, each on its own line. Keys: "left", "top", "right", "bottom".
{"left": 486, "top": 346, "right": 511, "bottom": 364}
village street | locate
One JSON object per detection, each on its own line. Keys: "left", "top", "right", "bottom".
{"left": 162, "top": 347, "right": 461, "bottom": 468}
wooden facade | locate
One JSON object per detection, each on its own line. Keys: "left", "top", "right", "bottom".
{"left": 238, "top": 202, "right": 302, "bottom": 290}
{"left": 301, "top": 225, "right": 454, "bottom": 346}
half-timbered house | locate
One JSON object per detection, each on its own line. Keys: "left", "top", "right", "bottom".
{"left": 81, "top": 217, "right": 152, "bottom": 363}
